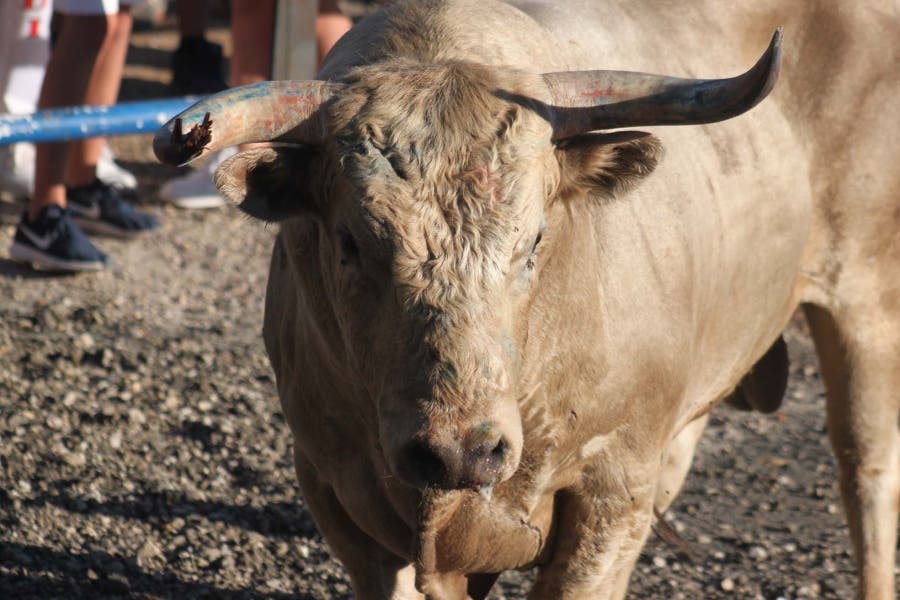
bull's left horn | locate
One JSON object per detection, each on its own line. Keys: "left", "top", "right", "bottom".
{"left": 153, "top": 80, "right": 344, "bottom": 166}
{"left": 542, "top": 28, "right": 782, "bottom": 140}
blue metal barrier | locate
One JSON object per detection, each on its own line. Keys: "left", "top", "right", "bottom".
{"left": 0, "top": 96, "right": 202, "bottom": 146}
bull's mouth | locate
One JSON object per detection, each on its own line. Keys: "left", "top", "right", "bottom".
{"left": 413, "top": 487, "right": 546, "bottom": 577}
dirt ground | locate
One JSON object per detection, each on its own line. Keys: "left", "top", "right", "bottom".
{"left": 0, "top": 16, "right": 896, "bottom": 600}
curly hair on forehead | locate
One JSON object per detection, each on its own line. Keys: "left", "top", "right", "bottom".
{"left": 325, "top": 59, "right": 546, "bottom": 307}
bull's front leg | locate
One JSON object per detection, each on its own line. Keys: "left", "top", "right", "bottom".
{"left": 292, "top": 449, "right": 424, "bottom": 600}
{"left": 529, "top": 466, "right": 658, "bottom": 599}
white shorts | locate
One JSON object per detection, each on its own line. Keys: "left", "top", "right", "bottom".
{"left": 55, "top": 0, "right": 138, "bottom": 15}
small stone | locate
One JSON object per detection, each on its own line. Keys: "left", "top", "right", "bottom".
{"left": 137, "top": 539, "right": 163, "bottom": 567}
{"left": 64, "top": 452, "right": 87, "bottom": 468}
{"left": 109, "top": 431, "right": 123, "bottom": 450}
{"left": 298, "top": 544, "right": 310, "bottom": 559}
{"left": 102, "top": 572, "right": 130, "bottom": 594}
{"left": 265, "top": 578, "right": 285, "bottom": 590}
{"left": 721, "top": 578, "right": 735, "bottom": 591}
{"left": 652, "top": 556, "right": 667, "bottom": 568}
{"left": 76, "top": 333, "right": 95, "bottom": 349}
{"left": 128, "top": 408, "right": 146, "bottom": 425}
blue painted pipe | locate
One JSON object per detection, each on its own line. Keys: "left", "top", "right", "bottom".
{"left": 0, "top": 96, "right": 203, "bottom": 146}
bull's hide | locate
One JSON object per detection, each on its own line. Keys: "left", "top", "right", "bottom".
{"left": 156, "top": 1, "right": 900, "bottom": 598}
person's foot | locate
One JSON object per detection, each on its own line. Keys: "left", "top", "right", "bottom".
{"left": 158, "top": 148, "right": 234, "bottom": 209}
{"left": 169, "top": 37, "right": 228, "bottom": 96}
{"left": 9, "top": 204, "right": 108, "bottom": 272}
{"left": 0, "top": 143, "right": 137, "bottom": 197}
{"left": 67, "top": 179, "right": 160, "bottom": 237}
{"left": 98, "top": 144, "right": 138, "bottom": 191}
{"left": 0, "top": 143, "right": 35, "bottom": 198}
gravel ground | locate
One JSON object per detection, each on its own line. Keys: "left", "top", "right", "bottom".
{"left": 1, "top": 18, "right": 896, "bottom": 600}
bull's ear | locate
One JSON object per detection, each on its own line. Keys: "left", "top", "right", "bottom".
{"left": 554, "top": 131, "right": 662, "bottom": 201}
{"left": 214, "top": 147, "right": 316, "bottom": 222}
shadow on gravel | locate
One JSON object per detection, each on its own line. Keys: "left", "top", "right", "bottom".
{"left": 0, "top": 542, "right": 315, "bottom": 599}
{"left": 0, "top": 258, "right": 83, "bottom": 281}
{"left": 26, "top": 487, "right": 319, "bottom": 539}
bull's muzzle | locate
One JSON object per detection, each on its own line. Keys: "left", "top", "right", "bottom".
{"left": 396, "top": 424, "right": 510, "bottom": 493}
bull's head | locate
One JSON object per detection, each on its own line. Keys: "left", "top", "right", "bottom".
{"left": 154, "top": 31, "right": 781, "bottom": 495}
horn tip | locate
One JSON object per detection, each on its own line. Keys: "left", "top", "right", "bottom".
{"left": 770, "top": 27, "right": 783, "bottom": 55}
{"left": 153, "top": 112, "right": 215, "bottom": 166}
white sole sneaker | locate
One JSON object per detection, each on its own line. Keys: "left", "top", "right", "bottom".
{"left": 9, "top": 241, "right": 106, "bottom": 272}
{"left": 158, "top": 148, "right": 234, "bottom": 209}
{"left": 0, "top": 143, "right": 35, "bottom": 198}
{"left": 98, "top": 144, "right": 138, "bottom": 190}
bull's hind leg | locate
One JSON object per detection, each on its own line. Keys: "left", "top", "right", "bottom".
{"left": 804, "top": 303, "right": 900, "bottom": 600}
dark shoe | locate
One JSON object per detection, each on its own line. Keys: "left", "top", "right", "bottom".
{"left": 9, "top": 205, "right": 107, "bottom": 272}
{"left": 67, "top": 179, "right": 160, "bottom": 238}
{"left": 169, "top": 37, "right": 228, "bottom": 96}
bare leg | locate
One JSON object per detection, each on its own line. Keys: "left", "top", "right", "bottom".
{"left": 805, "top": 303, "right": 899, "bottom": 600}
{"left": 30, "top": 14, "right": 110, "bottom": 221}
{"left": 316, "top": 0, "right": 352, "bottom": 67}
{"left": 65, "top": 9, "right": 134, "bottom": 188}
{"left": 230, "top": 0, "right": 275, "bottom": 87}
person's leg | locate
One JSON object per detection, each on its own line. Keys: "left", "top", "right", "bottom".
{"left": 65, "top": 7, "right": 134, "bottom": 188}
{"left": 162, "top": 0, "right": 349, "bottom": 209}
{"left": 14, "top": 1, "right": 156, "bottom": 271}
{"left": 170, "top": 0, "right": 226, "bottom": 95}
{"left": 30, "top": 12, "right": 111, "bottom": 220}
{"left": 176, "top": 0, "right": 208, "bottom": 38}
{"left": 159, "top": 0, "right": 274, "bottom": 210}
{"left": 316, "top": 0, "right": 351, "bottom": 67}
{"left": 230, "top": 0, "right": 275, "bottom": 87}
{"left": 10, "top": 6, "right": 111, "bottom": 271}
{"left": 0, "top": 1, "right": 52, "bottom": 198}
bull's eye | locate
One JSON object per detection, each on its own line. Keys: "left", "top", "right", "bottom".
{"left": 338, "top": 230, "right": 359, "bottom": 266}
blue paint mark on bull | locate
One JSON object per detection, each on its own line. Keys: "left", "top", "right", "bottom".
{"left": 0, "top": 97, "right": 202, "bottom": 146}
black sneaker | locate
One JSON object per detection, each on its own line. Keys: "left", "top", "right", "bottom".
{"left": 67, "top": 179, "right": 160, "bottom": 238}
{"left": 169, "top": 37, "right": 228, "bottom": 96}
{"left": 9, "top": 205, "right": 108, "bottom": 272}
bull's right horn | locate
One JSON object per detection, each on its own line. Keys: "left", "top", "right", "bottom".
{"left": 542, "top": 28, "right": 782, "bottom": 140}
{"left": 153, "top": 80, "right": 344, "bottom": 166}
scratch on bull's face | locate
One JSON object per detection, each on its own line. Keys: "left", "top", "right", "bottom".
{"left": 314, "top": 60, "right": 560, "bottom": 492}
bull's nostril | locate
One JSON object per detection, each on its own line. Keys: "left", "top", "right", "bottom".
{"left": 490, "top": 438, "right": 506, "bottom": 459}
{"left": 403, "top": 441, "right": 447, "bottom": 487}
{"left": 481, "top": 437, "right": 506, "bottom": 474}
